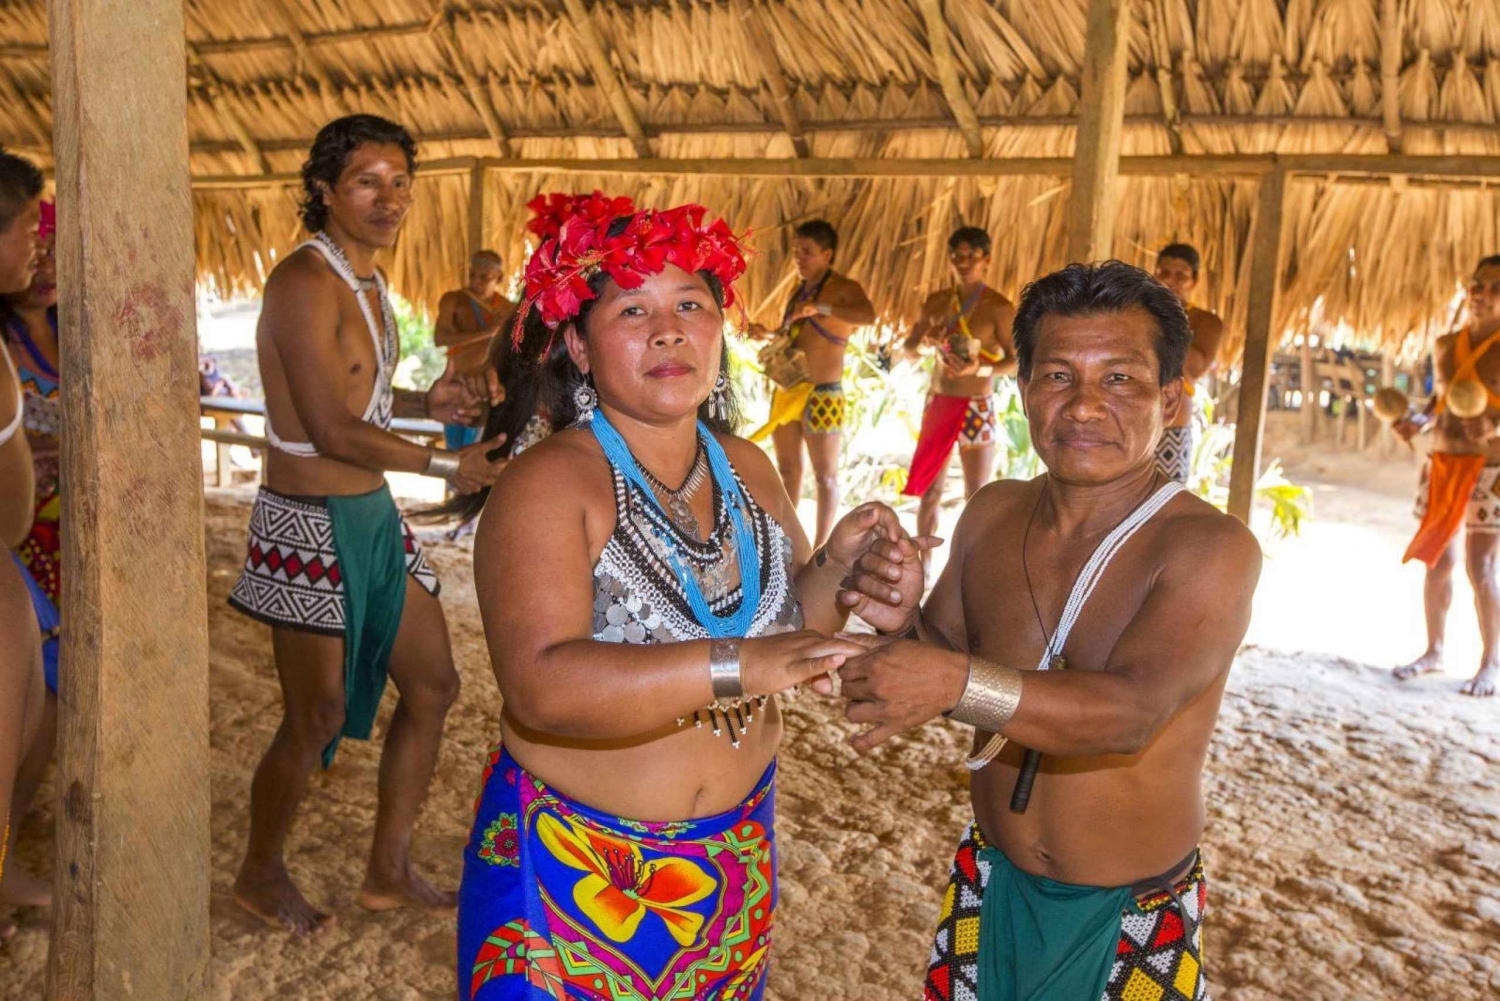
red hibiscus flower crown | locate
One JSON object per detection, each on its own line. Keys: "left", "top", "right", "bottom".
{"left": 513, "top": 193, "right": 749, "bottom": 345}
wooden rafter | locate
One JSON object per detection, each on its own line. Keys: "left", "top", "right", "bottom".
{"left": 1381, "top": 0, "right": 1403, "bottom": 153}
{"left": 733, "top": 0, "right": 809, "bottom": 158}
{"left": 436, "top": 14, "right": 513, "bottom": 159}
{"left": 265, "top": 0, "right": 354, "bottom": 115}
{"left": 184, "top": 42, "right": 269, "bottom": 174}
{"left": 1145, "top": 0, "right": 1183, "bottom": 154}
{"left": 916, "top": 0, "right": 984, "bottom": 158}
{"left": 559, "top": 0, "right": 652, "bottom": 157}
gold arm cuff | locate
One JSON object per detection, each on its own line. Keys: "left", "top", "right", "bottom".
{"left": 944, "top": 657, "right": 1022, "bottom": 733}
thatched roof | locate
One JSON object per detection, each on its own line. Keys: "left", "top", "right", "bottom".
{"left": 9, "top": 1, "right": 1500, "bottom": 361}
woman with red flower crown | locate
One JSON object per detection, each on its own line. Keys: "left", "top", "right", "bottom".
{"left": 457, "top": 196, "right": 933, "bottom": 1001}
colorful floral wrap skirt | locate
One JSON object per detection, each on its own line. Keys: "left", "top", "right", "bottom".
{"left": 458, "top": 745, "right": 777, "bottom": 1001}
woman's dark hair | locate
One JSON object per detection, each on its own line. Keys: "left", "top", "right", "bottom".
{"left": 422, "top": 219, "right": 741, "bottom": 524}
{"left": 1156, "top": 242, "right": 1201, "bottom": 279}
{"left": 948, "top": 226, "right": 992, "bottom": 256}
{"left": 1012, "top": 261, "right": 1192, "bottom": 385}
{"left": 793, "top": 219, "right": 838, "bottom": 255}
{"left": 299, "top": 115, "right": 418, "bottom": 233}
{"left": 0, "top": 146, "right": 43, "bottom": 233}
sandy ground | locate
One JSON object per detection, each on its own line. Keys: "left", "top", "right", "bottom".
{"left": 3, "top": 434, "right": 1499, "bottom": 999}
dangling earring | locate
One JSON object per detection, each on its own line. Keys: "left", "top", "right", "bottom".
{"left": 708, "top": 372, "right": 729, "bottom": 420}
{"left": 573, "top": 376, "right": 598, "bottom": 422}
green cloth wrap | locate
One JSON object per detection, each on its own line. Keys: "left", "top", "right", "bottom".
{"left": 976, "top": 845, "right": 1133, "bottom": 1001}
{"left": 323, "top": 484, "right": 408, "bottom": 768}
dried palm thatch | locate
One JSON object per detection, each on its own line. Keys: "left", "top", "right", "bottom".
{"left": 10, "top": 0, "right": 1500, "bottom": 364}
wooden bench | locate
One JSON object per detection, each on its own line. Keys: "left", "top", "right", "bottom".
{"left": 199, "top": 396, "right": 446, "bottom": 486}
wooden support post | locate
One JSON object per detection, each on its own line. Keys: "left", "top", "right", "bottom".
{"left": 917, "top": 0, "right": 985, "bottom": 158}
{"left": 1381, "top": 0, "right": 1404, "bottom": 154}
{"left": 1380, "top": 352, "right": 1396, "bottom": 455}
{"left": 734, "top": 0, "right": 810, "bottom": 157}
{"left": 1228, "top": 169, "right": 1290, "bottom": 524}
{"left": 1067, "top": 0, "right": 1131, "bottom": 262}
{"left": 467, "top": 162, "right": 488, "bottom": 261}
{"left": 48, "top": 0, "right": 211, "bottom": 996}
{"left": 1300, "top": 333, "right": 1316, "bottom": 443}
{"left": 560, "top": 0, "right": 653, "bottom": 158}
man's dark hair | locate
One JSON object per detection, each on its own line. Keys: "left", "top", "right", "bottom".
{"left": 1156, "top": 242, "right": 1201, "bottom": 279}
{"left": 794, "top": 219, "right": 838, "bottom": 255}
{"left": 0, "top": 146, "right": 44, "bottom": 233}
{"left": 1012, "top": 261, "right": 1192, "bottom": 385}
{"left": 1476, "top": 254, "right": 1500, "bottom": 272}
{"left": 299, "top": 115, "right": 418, "bottom": 233}
{"left": 948, "top": 226, "right": 992, "bottom": 256}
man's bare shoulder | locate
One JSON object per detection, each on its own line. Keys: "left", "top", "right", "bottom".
{"left": 1152, "top": 492, "right": 1262, "bottom": 584}
{"left": 264, "top": 245, "right": 338, "bottom": 298}
{"left": 955, "top": 476, "right": 1040, "bottom": 536}
{"left": 980, "top": 287, "right": 1015, "bottom": 310}
{"left": 1188, "top": 307, "right": 1224, "bottom": 337}
{"left": 830, "top": 272, "right": 871, "bottom": 300}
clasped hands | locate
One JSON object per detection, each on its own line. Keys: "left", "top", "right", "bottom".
{"left": 812, "top": 503, "right": 972, "bottom": 755}
{"left": 426, "top": 355, "right": 504, "bottom": 427}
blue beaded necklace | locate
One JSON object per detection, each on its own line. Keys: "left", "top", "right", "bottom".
{"left": 590, "top": 408, "right": 763, "bottom": 638}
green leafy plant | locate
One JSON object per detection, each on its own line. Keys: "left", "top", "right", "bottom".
{"left": 391, "top": 294, "right": 447, "bottom": 390}
{"left": 1186, "top": 399, "right": 1311, "bottom": 539}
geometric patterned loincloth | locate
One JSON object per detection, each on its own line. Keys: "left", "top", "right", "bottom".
{"left": 228, "top": 485, "right": 439, "bottom": 636}
{"left": 804, "top": 381, "right": 846, "bottom": 435}
{"left": 923, "top": 821, "right": 1210, "bottom": 1001}
{"left": 958, "top": 394, "right": 998, "bottom": 449}
{"left": 1413, "top": 458, "right": 1500, "bottom": 533}
{"left": 1154, "top": 426, "right": 1194, "bottom": 484}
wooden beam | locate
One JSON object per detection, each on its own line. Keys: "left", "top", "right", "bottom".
{"left": 917, "top": 0, "right": 984, "bottom": 158}
{"left": 734, "top": 0, "right": 809, "bottom": 157}
{"left": 467, "top": 161, "right": 488, "bottom": 260}
{"left": 1068, "top": 0, "right": 1131, "bottom": 262}
{"left": 559, "top": 0, "right": 652, "bottom": 157}
{"left": 437, "top": 15, "right": 513, "bottom": 159}
{"left": 185, "top": 42, "right": 270, "bottom": 173}
{"left": 48, "top": 0, "right": 211, "bottom": 996}
{"left": 186, "top": 152, "right": 1500, "bottom": 188}
{"left": 1227, "top": 168, "right": 1290, "bottom": 523}
{"left": 1381, "top": 0, "right": 1403, "bottom": 153}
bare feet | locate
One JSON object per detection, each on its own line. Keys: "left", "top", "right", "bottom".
{"left": 1393, "top": 651, "right": 1445, "bottom": 682}
{"left": 233, "top": 865, "right": 336, "bottom": 937}
{"left": 1461, "top": 663, "right": 1498, "bottom": 697}
{"left": 357, "top": 865, "right": 456, "bottom": 916}
{"left": 0, "top": 866, "right": 53, "bottom": 909}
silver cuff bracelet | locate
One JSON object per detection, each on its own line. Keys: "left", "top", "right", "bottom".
{"left": 944, "top": 657, "right": 1022, "bottom": 733}
{"left": 425, "top": 451, "right": 461, "bottom": 480}
{"left": 709, "top": 638, "right": 744, "bottom": 700}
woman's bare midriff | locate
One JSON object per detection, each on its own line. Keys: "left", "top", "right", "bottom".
{"left": 498, "top": 700, "right": 784, "bottom": 823}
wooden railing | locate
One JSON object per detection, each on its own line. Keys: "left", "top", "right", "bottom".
{"left": 198, "top": 396, "right": 445, "bottom": 486}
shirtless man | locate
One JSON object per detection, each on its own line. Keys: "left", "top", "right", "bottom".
{"left": 1393, "top": 255, "right": 1500, "bottom": 698}
{"left": 748, "top": 219, "right": 876, "bottom": 546}
{"left": 0, "top": 147, "right": 46, "bottom": 941}
{"left": 433, "top": 250, "right": 514, "bottom": 451}
{"left": 1152, "top": 244, "right": 1225, "bottom": 482}
{"left": 900, "top": 226, "right": 1017, "bottom": 560}
{"left": 832, "top": 262, "right": 1261, "bottom": 1000}
{"left": 227, "top": 115, "right": 505, "bottom": 935}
